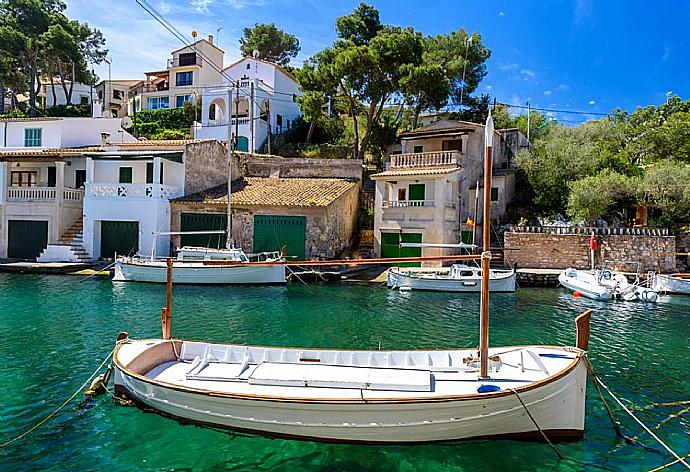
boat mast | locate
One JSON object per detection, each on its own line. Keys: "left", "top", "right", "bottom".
{"left": 226, "top": 87, "right": 234, "bottom": 250}
{"left": 479, "top": 111, "right": 494, "bottom": 378}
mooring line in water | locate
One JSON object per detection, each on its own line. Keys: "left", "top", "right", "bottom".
{"left": 0, "top": 346, "right": 116, "bottom": 449}
{"left": 76, "top": 261, "right": 116, "bottom": 283}
{"left": 650, "top": 452, "right": 690, "bottom": 472}
{"left": 591, "top": 375, "right": 690, "bottom": 470}
{"left": 509, "top": 388, "right": 617, "bottom": 472}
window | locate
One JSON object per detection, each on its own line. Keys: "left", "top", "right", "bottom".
{"left": 80, "top": 95, "right": 89, "bottom": 105}
{"left": 413, "top": 145, "right": 423, "bottom": 153}
{"left": 176, "top": 95, "right": 193, "bottom": 108}
{"left": 209, "top": 104, "right": 216, "bottom": 121}
{"left": 175, "top": 71, "right": 193, "bottom": 86}
{"left": 47, "top": 167, "right": 56, "bottom": 187}
{"left": 178, "top": 52, "right": 197, "bottom": 67}
{"left": 119, "top": 167, "right": 133, "bottom": 184}
{"left": 146, "top": 162, "right": 164, "bottom": 184}
{"left": 98, "top": 90, "right": 103, "bottom": 100}
{"left": 408, "top": 184, "right": 425, "bottom": 201}
{"left": 11, "top": 171, "right": 37, "bottom": 187}
{"left": 442, "top": 139, "right": 462, "bottom": 152}
{"left": 148, "top": 97, "right": 169, "bottom": 110}
{"left": 75, "top": 170, "right": 86, "bottom": 188}
{"left": 113, "top": 89, "right": 123, "bottom": 100}
{"left": 24, "top": 128, "right": 42, "bottom": 147}
{"left": 490, "top": 187, "right": 499, "bottom": 202}
{"left": 397, "top": 188, "right": 406, "bottom": 201}
{"left": 246, "top": 63, "right": 251, "bottom": 70}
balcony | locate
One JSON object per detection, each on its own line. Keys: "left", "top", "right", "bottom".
{"left": 7, "top": 187, "right": 83, "bottom": 203}
{"left": 168, "top": 56, "right": 202, "bottom": 68}
{"left": 87, "top": 183, "right": 183, "bottom": 200}
{"left": 391, "top": 150, "right": 461, "bottom": 168}
{"left": 143, "top": 83, "right": 169, "bottom": 93}
{"left": 383, "top": 200, "right": 435, "bottom": 208}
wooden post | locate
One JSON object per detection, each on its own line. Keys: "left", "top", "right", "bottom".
{"left": 161, "top": 257, "right": 173, "bottom": 340}
{"left": 575, "top": 309, "right": 593, "bottom": 351}
{"left": 479, "top": 113, "right": 494, "bottom": 379}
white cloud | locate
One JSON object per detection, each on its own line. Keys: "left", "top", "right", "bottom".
{"left": 520, "top": 69, "right": 535, "bottom": 80}
{"left": 499, "top": 11, "right": 505, "bottom": 16}
{"left": 158, "top": 1, "right": 171, "bottom": 14}
{"left": 191, "top": 0, "right": 214, "bottom": 13}
{"left": 484, "top": 85, "right": 493, "bottom": 91}
{"left": 543, "top": 90, "right": 552, "bottom": 96}
{"left": 557, "top": 83, "right": 570, "bottom": 91}
{"left": 573, "top": 0, "right": 593, "bottom": 24}
{"left": 661, "top": 45, "right": 671, "bottom": 61}
{"left": 498, "top": 62, "right": 517, "bottom": 71}
{"left": 588, "top": 100, "right": 596, "bottom": 105}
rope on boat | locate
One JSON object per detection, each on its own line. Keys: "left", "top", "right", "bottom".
{"left": 0, "top": 346, "right": 117, "bottom": 449}
{"left": 509, "top": 387, "right": 616, "bottom": 471}
{"left": 589, "top": 373, "right": 690, "bottom": 470}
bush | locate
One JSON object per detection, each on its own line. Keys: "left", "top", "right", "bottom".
{"left": 149, "top": 129, "right": 189, "bottom": 140}
{"left": 45, "top": 104, "right": 91, "bottom": 117}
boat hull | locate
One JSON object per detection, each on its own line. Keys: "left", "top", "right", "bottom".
{"left": 654, "top": 274, "right": 690, "bottom": 295}
{"left": 113, "top": 260, "right": 286, "bottom": 284}
{"left": 113, "top": 341, "right": 586, "bottom": 444}
{"left": 558, "top": 271, "right": 612, "bottom": 301}
{"left": 387, "top": 269, "right": 516, "bottom": 293}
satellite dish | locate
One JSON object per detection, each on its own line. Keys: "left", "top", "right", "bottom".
{"left": 252, "top": 49, "right": 260, "bottom": 58}
{"left": 121, "top": 116, "right": 133, "bottom": 128}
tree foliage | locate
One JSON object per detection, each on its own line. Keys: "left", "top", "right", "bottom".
{"left": 239, "top": 23, "right": 300, "bottom": 66}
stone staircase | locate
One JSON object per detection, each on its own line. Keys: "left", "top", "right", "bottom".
{"left": 37, "top": 218, "right": 92, "bottom": 262}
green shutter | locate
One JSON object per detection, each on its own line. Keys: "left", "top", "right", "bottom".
{"left": 146, "top": 163, "right": 153, "bottom": 183}
{"left": 180, "top": 213, "right": 227, "bottom": 249}
{"left": 24, "top": 128, "right": 42, "bottom": 147}
{"left": 380, "top": 232, "right": 421, "bottom": 267}
{"left": 119, "top": 167, "right": 133, "bottom": 183}
{"left": 253, "top": 215, "right": 306, "bottom": 260}
{"left": 408, "top": 184, "right": 425, "bottom": 201}
{"left": 490, "top": 187, "right": 499, "bottom": 202}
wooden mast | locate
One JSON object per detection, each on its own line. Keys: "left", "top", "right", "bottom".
{"left": 161, "top": 257, "right": 173, "bottom": 340}
{"left": 479, "top": 111, "right": 494, "bottom": 378}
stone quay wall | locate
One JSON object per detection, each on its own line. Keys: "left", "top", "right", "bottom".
{"left": 237, "top": 153, "right": 363, "bottom": 180}
{"left": 505, "top": 227, "right": 676, "bottom": 272}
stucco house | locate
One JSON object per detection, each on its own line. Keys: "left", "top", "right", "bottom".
{"left": 95, "top": 79, "right": 143, "bottom": 117}
{"left": 141, "top": 36, "right": 224, "bottom": 112}
{"left": 193, "top": 56, "right": 301, "bottom": 152}
{"left": 372, "top": 119, "right": 527, "bottom": 260}
{"left": 0, "top": 113, "right": 136, "bottom": 260}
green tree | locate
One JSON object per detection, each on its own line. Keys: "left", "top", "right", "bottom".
{"left": 239, "top": 23, "right": 300, "bottom": 66}
{"left": 567, "top": 170, "right": 639, "bottom": 222}
{"left": 639, "top": 159, "right": 690, "bottom": 228}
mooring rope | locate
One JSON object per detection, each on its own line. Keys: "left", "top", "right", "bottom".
{"left": 649, "top": 453, "right": 690, "bottom": 472}
{"left": 0, "top": 345, "right": 117, "bottom": 449}
{"left": 591, "top": 375, "right": 690, "bottom": 469}
{"left": 509, "top": 387, "right": 616, "bottom": 471}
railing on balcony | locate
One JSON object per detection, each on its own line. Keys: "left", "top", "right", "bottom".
{"left": 391, "top": 150, "right": 461, "bottom": 168}
{"left": 383, "top": 200, "right": 435, "bottom": 208}
{"left": 168, "top": 56, "right": 202, "bottom": 68}
{"left": 143, "top": 83, "right": 169, "bottom": 93}
{"left": 88, "top": 183, "right": 183, "bottom": 200}
{"left": 7, "top": 187, "right": 84, "bottom": 202}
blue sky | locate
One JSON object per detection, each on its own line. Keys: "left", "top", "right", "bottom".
{"left": 66, "top": 0, "right": 690, "bottom": 124}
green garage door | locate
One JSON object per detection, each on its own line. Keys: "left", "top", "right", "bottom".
{"left": 180, "top": 213, "right": 227, "bottom": 249}
{"left": 7, "top": 220, "right": 48, "bottom": 259}
{"left": 380, "top": 232, "right": 422, "bottom": 267}
{"left": 253, "top": 215, "right": 306, "bottom": 260}
{"left": 101, "top": 221, "right": 139, "bottom": 258}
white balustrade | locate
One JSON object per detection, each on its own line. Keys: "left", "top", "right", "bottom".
{"left": 7, "top": 187, "right": 57, "bottom": 201}
{"left": 62, "top": 188, "right": 83, "bottom": 202}
{"left": 88, "top": 183, "right": 182, "bottom": 200}
{"left": 383, "top": 200, "right": 435, "bottom": 208}
{"left": 390, "top": 150, "right": 461, "bottom": 168}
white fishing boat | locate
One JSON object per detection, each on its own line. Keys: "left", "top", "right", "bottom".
{"left": 177, "top": 246, "right": 282, "bottom": 262}
{"left": 113, "top": 112, "right": 593, "bottom": 443}
{"left": 653, "top": 273, "right": 690, "bottom": 295}
{"left": 559, "top": 267, "right": 658, "bottom": 302}
{"left": 388, "top": 264, "right": 516, "bottom": 292}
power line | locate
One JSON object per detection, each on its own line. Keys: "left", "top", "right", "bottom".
{"left": 499, "top": 102, "right": 609, "bottom": 117}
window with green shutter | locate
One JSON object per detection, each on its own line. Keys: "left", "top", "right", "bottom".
{"left": 413, "top": 145, "right": 423, "bottom": 153}
{"left": 408, "top": 184, "right": 425, "bottom": 201}
{"left": 119, "top": 167, "right": 133, "bottom": 183}
{"left": 24, "top": 128, "right": 42, "bottom": 147}
{"left": 490, "top": 187, "right": 499, "bottom": 201}
{"left": 145, "top": 162, "right": 163, "bottom": 184}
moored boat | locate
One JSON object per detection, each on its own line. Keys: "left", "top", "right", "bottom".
{"left": 653, "top": 273, "right": 690, "bottom": 295}
{"left": 559, "top": 267, "right": 658, "bottom": 302}
{"left": 387, "top": 264, "right": 516, "bottom": 292}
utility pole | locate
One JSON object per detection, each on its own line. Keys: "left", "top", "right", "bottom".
{"left": 526, "top": 100, "right": 531, "bottom": 142}
{"left": 234, "top": 81, "right": 240, "bottom": 151}
{"left": 226, "top": 87, "right": 234, "bottom": 249}
{"left": 266, "top": 99, "right": 272, "bottom": 155}
{"left": 249, "top": 81, "right": 255, "bottom": 152}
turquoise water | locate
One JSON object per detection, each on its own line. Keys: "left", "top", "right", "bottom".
{"left": 0, "top": 274, "right": 688, "bottom": 471}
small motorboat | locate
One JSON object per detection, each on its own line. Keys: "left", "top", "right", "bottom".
{"left": 559, "top": 267, "right": 658, "bottom": 302}
{"left": 652, "top": 273, "right": 690, "bottom": 295}
{"left": 388, "top": 264, "right": 516, "bottom": 292}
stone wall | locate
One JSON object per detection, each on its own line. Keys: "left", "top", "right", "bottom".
{"left": 504, "top": 232, "right": 676, "bottom": 272}
{"left": 183, "top": 141, "right": 241, "bottom": 195}
{"left": 237, "top": 153, "right": 363, "bottom": 180}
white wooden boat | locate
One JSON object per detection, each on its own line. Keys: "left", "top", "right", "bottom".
{"left": 113, "top": 112, "right": 593, "bottom": 444}
{"left": 113, "top": 256, "right": 286, "bottom": 284}
{"left": 559, "top": 267, "right": 658, "bottom": 302}
{"left": 653, "top": 273, "right": 690, "bottom": 295}
{"left": 113, "top": 334, "right": 589, "bottom": 443}
{"left": 177, "top": 246, "right": 283, "bottom": 263}
{"left": 387, "top": 264, "right": 516, "bottom": 293}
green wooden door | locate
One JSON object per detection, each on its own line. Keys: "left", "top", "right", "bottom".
{"left": 100, "top": 221, "right": 139, "bottom": 258}
{"left": 237, "top": 136, "right": 249, "bottom": 152}
{"left": 253, "top": 215, "right": 306, "bottom": 260}
{"left": 7, "top": 220, "right": 48, "bottom": 259}
{"left": 380, "top": 232, "right": 422, "bottom": 267}
{"left": 180, "top": 213, "right": 227, "bottom": 249}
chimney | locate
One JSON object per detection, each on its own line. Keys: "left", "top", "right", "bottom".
{"left": 100, "top": 132, "right": 111, "bottom": 147}
{"left": 208, "top": 34, "right": 213, "bottom": 45}
{"left": 92, "top": 98, "right": 103, "bottom": 118}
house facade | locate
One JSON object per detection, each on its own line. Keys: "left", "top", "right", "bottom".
{"left": 95, "top": 80, "right": 143, "bottom": 117}
{"left": 0, "top": 115, "right": 136, "bottom": 260}
{"left": 38, "top": 80, "right": 93, "bottom": 108}
{"left": 193, "top": 56, "right": 301, "bottom": 152}
{"left": 141, "top": 37, "right": 224, "bottom": 112}
{"left": 372, "top": 119, "right": 526, "bottom": 260}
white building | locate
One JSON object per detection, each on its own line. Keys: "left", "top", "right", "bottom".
{"left": 372, "top": 119, "right": 526, "bottom": 261}
{"left": 193, "top": 56, "right": 301, "bottom": 152}
{"left": 0, "top": 113, "right": 136, "bottom": 260}
{"left": 95, "top": 80, "right": 143, "bottom": 117}
{"left": 38, "top": 80, "right": 93, "bottom": 107}
{"left": 141, "top": 37, "right": 224, "bottom": 112}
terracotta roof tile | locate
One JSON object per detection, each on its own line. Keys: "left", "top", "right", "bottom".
{"left": 370, "top": 167, "right": 461, "bottom": 178}
{"left": 173, "top": 177, "right": 358, "bottom": 207}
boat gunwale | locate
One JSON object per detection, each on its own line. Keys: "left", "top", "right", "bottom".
{"left": 114, "top": 338, "right": 585, "bottom": 404}
{"left": 389, "top": 267, "right": 516, "bottom": 281}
